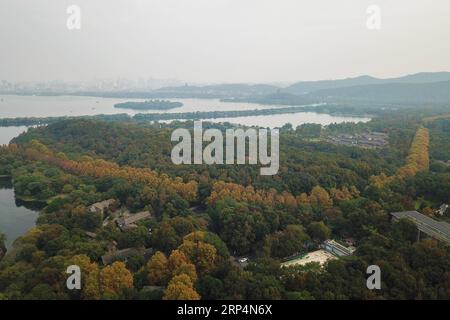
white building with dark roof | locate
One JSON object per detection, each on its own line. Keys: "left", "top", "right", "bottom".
{"left": 323, "top": 239, "right": 356, "bottom": 257}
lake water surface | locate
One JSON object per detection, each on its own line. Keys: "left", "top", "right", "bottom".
{"left": 0, "top": 95, "right": 281, "bottom": 118}
{"left": 0, "top": 94, "right": 370, "bottom": 130}
{"left": 207, "top": 112, "right": 370, "bottom": 128}
{"left": 0, "top": 178, "right": 39, "bottom": 249}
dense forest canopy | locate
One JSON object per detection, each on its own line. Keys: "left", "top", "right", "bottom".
{"left": 1, "top": 103, "right": 450, "bottom": 300}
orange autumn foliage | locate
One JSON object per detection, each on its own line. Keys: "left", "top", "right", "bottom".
{"left": 207, "top": 181, "right": 280, "bottom": 206}
{"left": 22, "top": 140, "right": 198, "bottom": 202}
{"left": 396, "top": 127, "right": 429, "bottom": 178}
{"left": 163, "top": 274, "right": 201, "bottom": 300}
{"left": 370, "top": 127, "right": 430, "bottom": 187}
{"left": 99, "top": 261, "right": 133, "bottom": 297}
{"left": 208, "top": 181, "right": 356, "bottom": 209}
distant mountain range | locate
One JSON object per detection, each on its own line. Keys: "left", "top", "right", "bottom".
{"left": 6, "top": 72, "right": 450, "bottom": 106}
{"left": 147, "top": 72, "right": 450, "bottom": 105}
{"left": 309, "top": 80, "right": 450, "bottom": 105}
{"left": 284, "top": 72, "right": 450, "bottom": 94}
{"left": 150, "top": 72, "right": 450, "bottom": 96}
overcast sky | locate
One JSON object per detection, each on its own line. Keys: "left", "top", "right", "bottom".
{"left": 1, "top": 0, "right": 450, "bottom": 84}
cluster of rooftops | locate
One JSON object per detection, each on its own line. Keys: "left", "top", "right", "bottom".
{"left": 87, "top": 199, "right": 153, "bottom": 265}
{"left": 326, "top": 132, "right": 388, "bottom": 149}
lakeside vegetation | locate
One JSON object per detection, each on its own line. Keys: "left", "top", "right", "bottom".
{"left": 114, "top": 100, "right": 183, "bottom": 111}
{"left": 0, "top": 113, "right": 132, "bottom": 127}
{"left": 0, "top": 104, "right": 373, "bottom": 127}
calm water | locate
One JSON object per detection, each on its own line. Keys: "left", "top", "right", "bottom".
{"left": 0, "top": 94, "right": 369, "bottom": 121}
{"left": 0, "top": 178, "right": 39, "bottom": 249}
{"left": 0, "top": 126, "right": 28, "bottom": 145}
{"left": 0, "top": 95, "right": 370, "bottom": 142}
{"left": 207, "top": 112, "right": 370, "bottom": 128}
{"left": 0, "top": 94, "right": 280, "bottom": 117}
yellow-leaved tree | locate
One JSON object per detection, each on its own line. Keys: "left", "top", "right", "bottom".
{"left": 146, "top": 251, "right": 170, "bottom": 285}
{"left": 163, "top": 274, "right": 200, "bottom": 300}
{"left": 99, "top": 261, "right": 133, "bottom": 298}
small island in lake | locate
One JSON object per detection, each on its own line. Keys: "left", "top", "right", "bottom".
{"left": 114, "top": 99, "right": 183, "bottom": 110}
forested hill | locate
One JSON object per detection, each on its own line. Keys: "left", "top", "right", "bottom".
{"left": 114, "top": 100, "right": 183, "bottom": 110}
{"left": 12, "top": 119, "right": 401, "bottom": 195}
{"left": 309, "top": 80, "right": 450, "bottom": 105}
{"left": 284, "top": 72, "right": 450, "bottom": 94}
{"left": 232, "top": 80, "right": 450, "bottom": 106}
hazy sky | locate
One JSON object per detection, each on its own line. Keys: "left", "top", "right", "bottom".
{"left": 1, "top": 0, "right": 450, "bottom": 83}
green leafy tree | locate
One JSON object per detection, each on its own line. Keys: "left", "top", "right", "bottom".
{"left": 307, "top": 221, "right": 332, "bottom": 242}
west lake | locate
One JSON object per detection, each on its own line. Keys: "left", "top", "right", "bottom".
{"left": 0, "top": 94, "right": 370, "bottom": 133}
{"left": 0, "top": 94, "right": 284, "bottom": 117}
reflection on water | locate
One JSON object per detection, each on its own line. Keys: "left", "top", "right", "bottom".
{"left": 14, "top": 197, "right": 46, "bottom": 212}
{"left": 0, "top": 177, "right": 40, "bottom": 249}
{"left": 0, "top": 95, "right": 371, "bottom": 129}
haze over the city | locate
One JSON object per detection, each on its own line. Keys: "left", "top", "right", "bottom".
{"left": 1, "top": 0, "right": 450, "bottom": 84}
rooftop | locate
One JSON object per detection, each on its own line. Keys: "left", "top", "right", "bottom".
{"left": 101, "top": 246, "right": 153, "bottom": 265}
{"left": 391, "top": 211, "right": 450, "bottom": 244}
{"left": 123, "top": 211, "right": 151, "bottom": 225}
{"left": 116, "top": 211, "right": 152, "bottom": 231}
{"left": 84, "top": 231, "right": 97, "bottom": 238}
{"left": 89, "top": 199, "right": 115, "bottom": 212}
{"left": 323, "top": 239, "right": 356, "bottom": 256}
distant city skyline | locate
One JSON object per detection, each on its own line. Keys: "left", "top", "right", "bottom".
{"left": 1, "top": 0, "right": 450, "bottom": 83}
{"left": 3, "top": 70, "right": 450, "bottom": 91}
